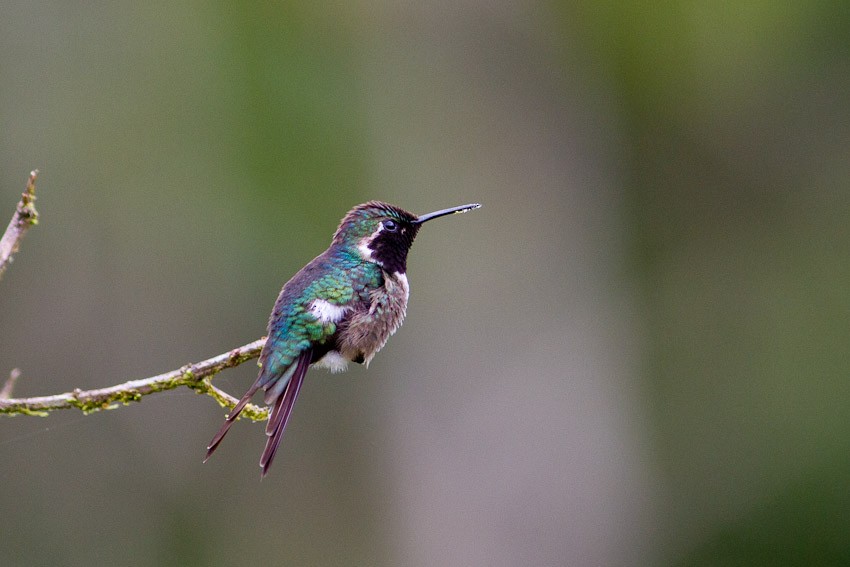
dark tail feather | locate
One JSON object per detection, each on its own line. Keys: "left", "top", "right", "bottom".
{"left": 259, "top": 348, "right": 311, "bottom": 478}
{"left": 204, "top": 381, "right": 262, "bottom": 462}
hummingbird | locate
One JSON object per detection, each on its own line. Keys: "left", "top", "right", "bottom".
{"left": 205, "top": 200, "right": 481, "bottom": 477}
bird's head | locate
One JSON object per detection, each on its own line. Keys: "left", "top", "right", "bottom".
{"left": 333, "top": 201, "right": 481, "bottom": 274}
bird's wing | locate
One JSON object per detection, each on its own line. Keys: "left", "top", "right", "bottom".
{"left": 205, "top": 267, "right": 366, "bottom": 468}
{"left": 257, "top": 270, "right": 358, "bottom": 396}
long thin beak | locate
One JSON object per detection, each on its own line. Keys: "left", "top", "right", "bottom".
{"left": 414, "top": 203, "right": 482, "bottom": 224}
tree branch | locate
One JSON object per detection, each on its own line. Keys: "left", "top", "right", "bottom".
{"left": 0, "top": 170, "right": 40, "bottom": 281}
{"left": 0, "top": 368, "right": 21, "bottom": 399}
{"left": 0, "top": 170, "right": 269, "bottom": 421}
{"left": 0, "top": 339, "right": 269, "bottom": 420}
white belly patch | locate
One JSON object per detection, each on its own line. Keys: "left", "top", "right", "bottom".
{"left": 309, "top": 299, "right": 349, "bottom": 323}
{"left": 314, "top": 350, "right": 349, "bottom": 373}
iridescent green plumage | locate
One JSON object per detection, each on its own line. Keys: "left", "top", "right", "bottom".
{"left": 259, "top": 252, "right": 380, "bottom": 387}
{"left": 205, "top": 200, "right": 481, "bottom": 477}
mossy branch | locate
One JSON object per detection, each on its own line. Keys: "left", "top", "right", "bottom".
{"left": 0, "top": 170, "right": 40, "bottom": 281}
{"left": 0, "top": 339, "right": 269, "bottom": 420}
{"left": 0, "top": 172, "right": 269, "bottom": 420}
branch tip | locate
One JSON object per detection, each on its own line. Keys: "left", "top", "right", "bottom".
{"left": 0, "top": 369, "right": 21, "bottom": 400}
{"left": 0, "top": 169, "right": 41, "bottom": 280}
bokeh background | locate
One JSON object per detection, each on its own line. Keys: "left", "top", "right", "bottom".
{"left": 2, "top": 2, "right": 849, "bottom": 566}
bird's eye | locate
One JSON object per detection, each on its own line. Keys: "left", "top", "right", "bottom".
{"left": 382, "top": 219, "right": 398, "bottom": 232}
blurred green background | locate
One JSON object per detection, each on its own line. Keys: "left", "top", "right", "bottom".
{"left": 2, "top": 2, "right": 849, "bottom": 566}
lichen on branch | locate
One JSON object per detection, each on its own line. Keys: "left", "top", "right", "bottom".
{"left": 0, "top": 339, "right": 269, "bottom": 420}
{"left": 0, "top": 171, "right": 270, "bottom": 421}
{"left": 0, "top": 170, "right": 40, "bottom": 281}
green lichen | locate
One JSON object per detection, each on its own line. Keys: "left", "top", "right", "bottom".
{"left": 0, "top": 338, "right": 268, "bottom": 420}
{"left": 192, "top": 376, "right": 269, "bottom": 422}
{"left": 66, "top": 388, "right": 145, "bottom": 414}
{"left": 117, "top": 389, "right": 143, "bottom": 404}
{"left": 2, "top": 406, "right": 48, "bottom": 417}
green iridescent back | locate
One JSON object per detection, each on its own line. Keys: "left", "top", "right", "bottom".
{"left": 257, "top": 247, "right": 382, "bottom": 386}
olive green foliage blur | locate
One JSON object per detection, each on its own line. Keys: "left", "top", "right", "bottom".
{"left": 564, "top": 3, "right": 850, "bottom": 565}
